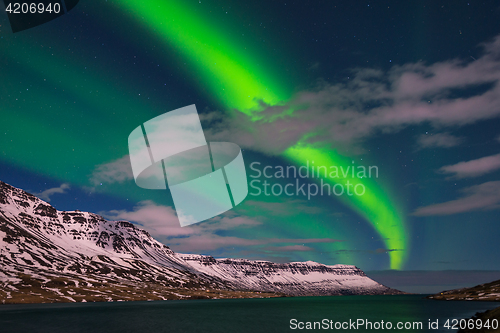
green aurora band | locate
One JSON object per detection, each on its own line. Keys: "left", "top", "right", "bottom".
{"left": 285, "top": 144, "right": 407, "bottom": 269}
{"left": 115, "top": 1, "right": 408, "bottom": 269}
{"left": 1, "top": 30, "right": 354, "bottom": 264}
{"left": 116, "top": 2, "right": 290, "bottom": 111}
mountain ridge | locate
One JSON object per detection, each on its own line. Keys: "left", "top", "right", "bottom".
{"left": 428, "top": 280, "right": 500, "bottom": 333}
{"left": 428, "top": 279, "right": 500, "bottom": 302}
{"left": 0, "top": 180, "right": 402, "bottom": 303}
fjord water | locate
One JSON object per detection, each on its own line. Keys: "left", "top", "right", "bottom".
{"left": 0, "top": 295, "right": 499, "bottom": 333}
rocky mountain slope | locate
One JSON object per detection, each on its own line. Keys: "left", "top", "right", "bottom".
{"left": 428, "top": 279, "right": 500, "bottom": 301}
{"left": 429, "top": 280, "right": 500, "bottom": 333}
{"left": 0, "top": 180, "right": 401, "bottom": 303}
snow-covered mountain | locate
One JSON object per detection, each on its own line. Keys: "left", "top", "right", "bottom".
{"left": 0, "top": 180, "right": 401, "bottom": 303}
{"left": 180, "top": 254, "right": 392, "bottom": 296}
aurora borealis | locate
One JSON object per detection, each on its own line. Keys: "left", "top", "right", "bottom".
{"left": 112, "top": 0, "right": 408, "bottom": 269}
{"left": 1, "top": 0, "right": 500, "bottom": 287}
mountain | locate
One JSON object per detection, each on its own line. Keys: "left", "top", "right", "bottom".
{"left": 458, "top": 307, "right": 500, "bottom": 333}
{"left": 0, "top": 180, "right": 401, "bottom": 304}
{"left": 429, "top": 280, "right": 500, "bottom": 333}
{"left": 428, "top": 279, "right": 500, "bottom": 301}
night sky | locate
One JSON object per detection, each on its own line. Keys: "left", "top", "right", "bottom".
{"left": 1, "top": 1, "right": 499, "bottom": 290}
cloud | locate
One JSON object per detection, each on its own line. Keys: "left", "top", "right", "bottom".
{"left": 92, "top": 35, "right": 500, "bottom": 185}
{"left": 416, "top": 132, "right": 463, "bottom": 149}
{"left": 90, "top": 155, "right": 133, "bottom": 186}
{"left": 412, "top": 181, "right": 500, "bottom": 216}
{"left": 204, "top": 35, "right": 500, "bottom": 155}
{"left": 374, "top": 248, "right": 399, "bottom": 254}
{"left": 308, "top": 62, "right": 320, "bottom": 71}
{"left": 101, "top": 201, "right": 341, "bottom": 253}
{"left": 36, "top": 183, "right": 70, "bottom": 201}
{"left": 334, "top": 248, "right": 401, "bottom": 255}
{"left": 266, "top": 245, "right": 314, "bottom": 252}
{"left": 101, "top": 201, "right": 261, "bottom": 238}
{"left": 239, "top": 200, "right": 324, "bottom": 217}
{"left": 103, "top": 200, "right": 191, "bottom": 237}
{"left": 168, "top": 235, "right": 341, "bottom": 253}
{"left": 439, "top": 153, "right": 500, "bottom": 178}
